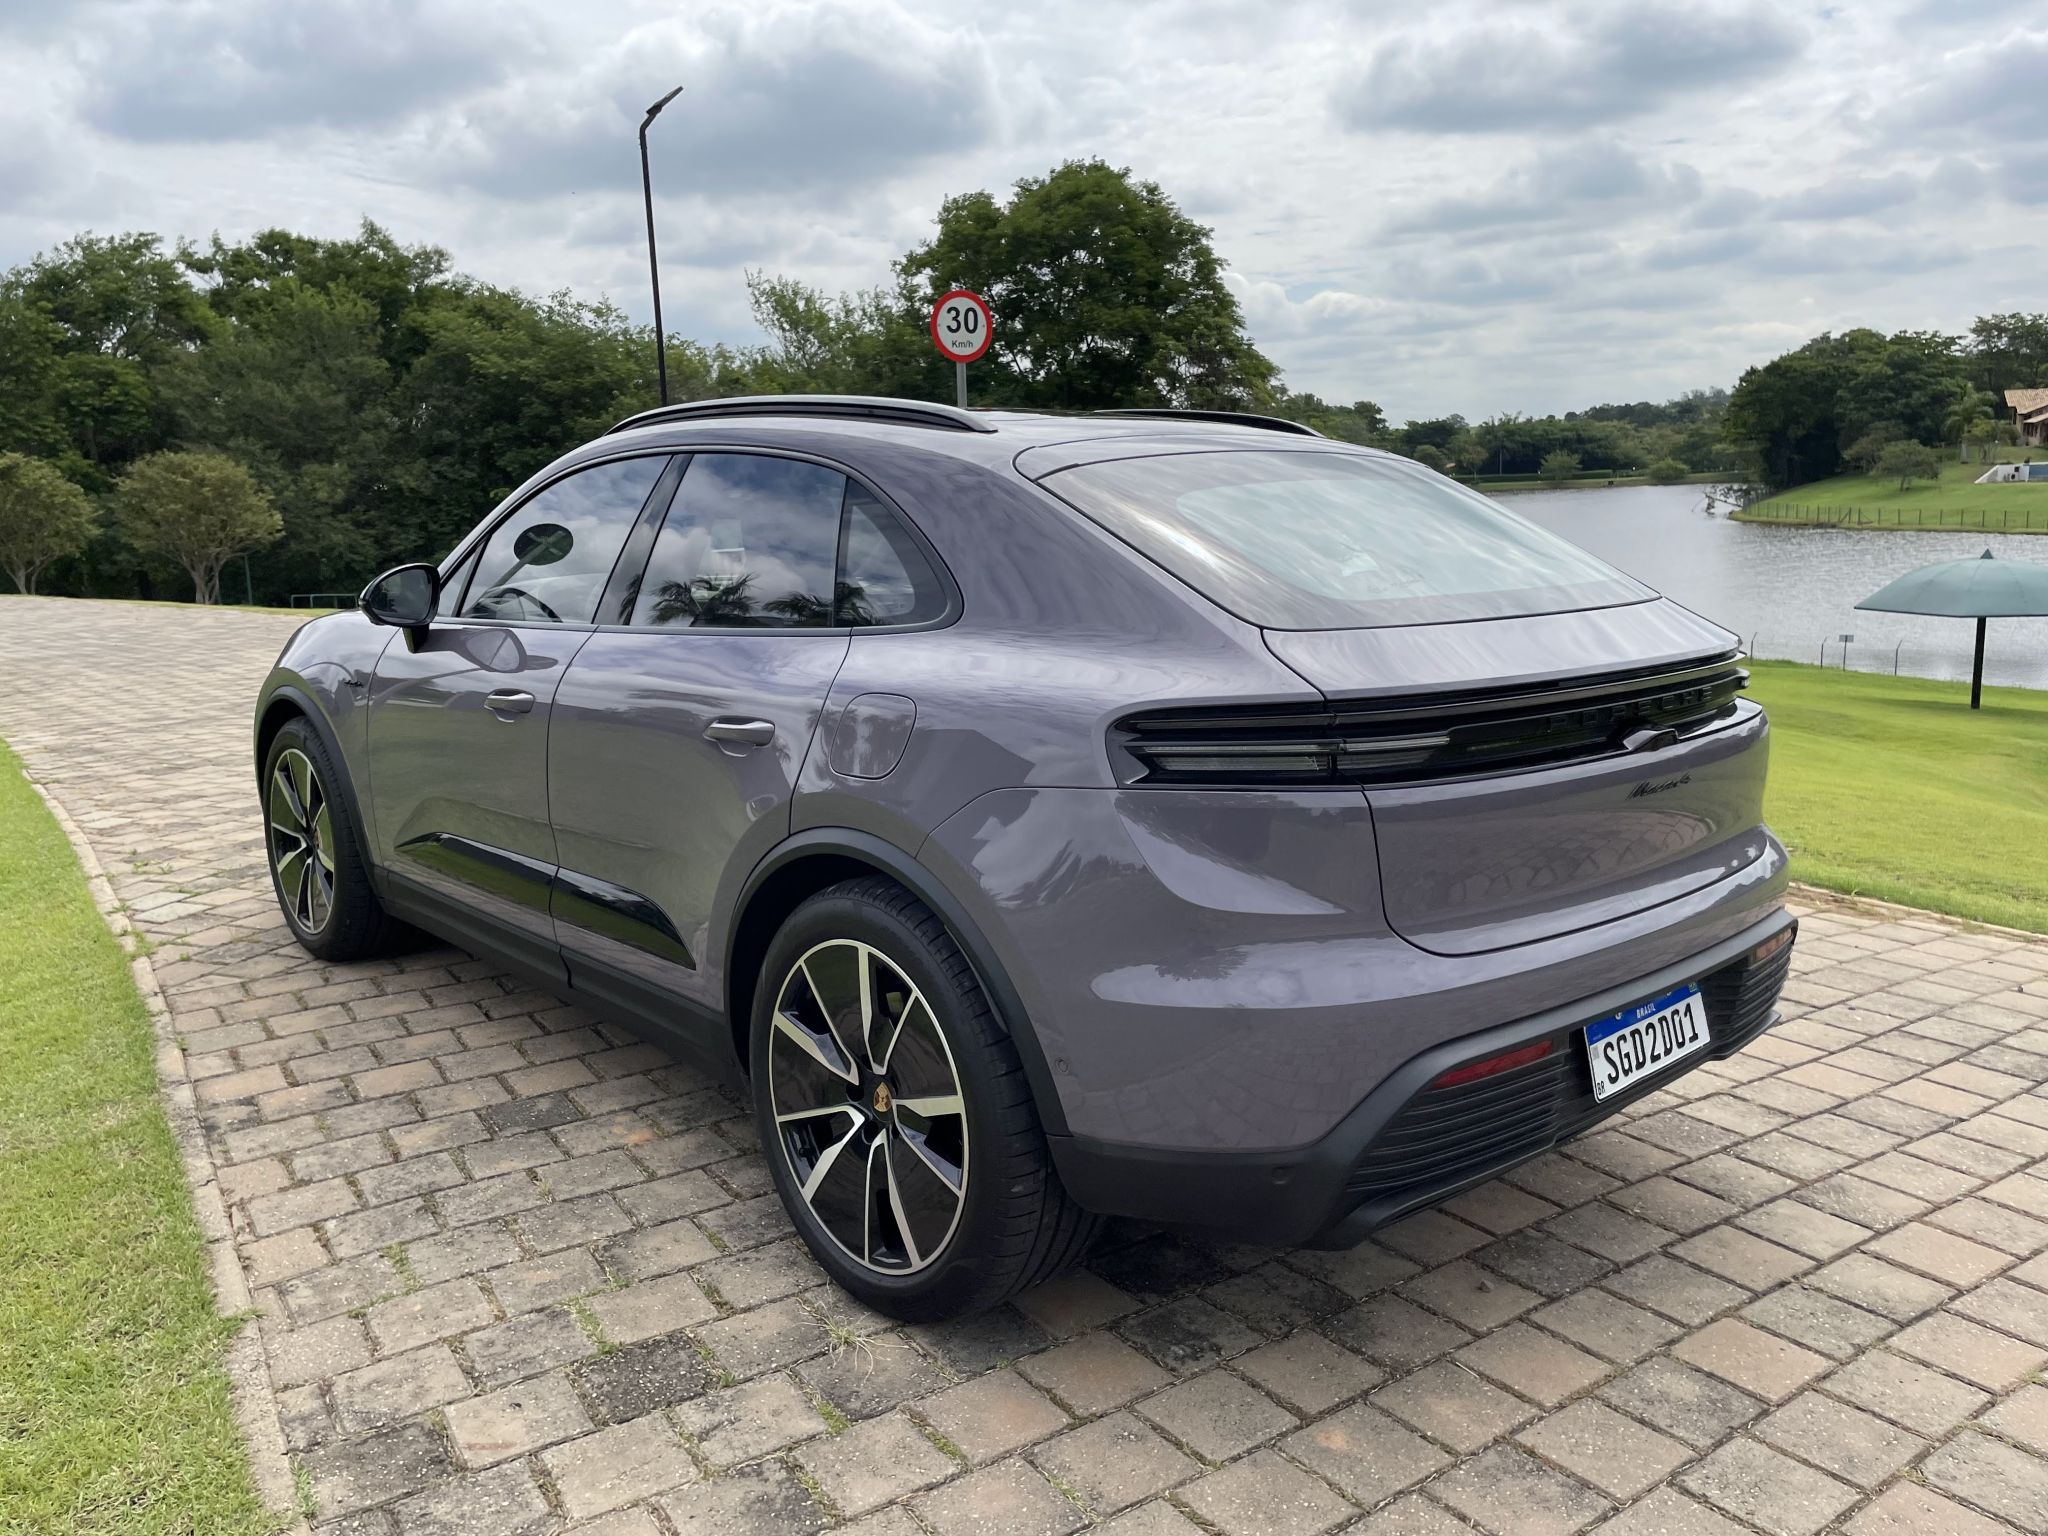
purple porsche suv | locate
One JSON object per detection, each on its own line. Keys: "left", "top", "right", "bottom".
{"left": 254, "top": 397, "right": 1794, "bottom": 1318}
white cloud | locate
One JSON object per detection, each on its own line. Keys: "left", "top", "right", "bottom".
{"left": 0, "top": 0, "right": 2043, "bottom": 422}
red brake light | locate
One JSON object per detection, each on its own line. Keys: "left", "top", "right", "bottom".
{"left": 1432, "top": 1038, "right": 1554, "bottom": 1090}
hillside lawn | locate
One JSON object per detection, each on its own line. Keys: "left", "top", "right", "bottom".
{"left": 0, "top": 741, "right": 270, "bottom": 1534}
{"left": 1738, "top": 458, "right": 2048, "bottom": 530}
{"left": 1746, "top": 660, "right": 2048, "bottom": 934}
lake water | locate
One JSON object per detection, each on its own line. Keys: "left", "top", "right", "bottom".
{"left": 1500, "top": 484, "right": 2048, "bottom": 689}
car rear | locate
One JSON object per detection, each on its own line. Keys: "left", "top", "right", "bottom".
{"left": 1000, "top": 434, "right": 1794, "bottom": 1244}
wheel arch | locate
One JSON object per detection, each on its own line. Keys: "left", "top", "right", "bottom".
{"left": 724, "top": 829, "right": 1069, "bottom": 1135}
{"left": 254, "top": 685, "right": 376, "bottom": 874}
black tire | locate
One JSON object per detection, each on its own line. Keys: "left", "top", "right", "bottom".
{"left": 750, "top": 876, "right": 1099, "bottom": 1320}
{"left": 262, "top": 717, "right": 404, "bottom": 962}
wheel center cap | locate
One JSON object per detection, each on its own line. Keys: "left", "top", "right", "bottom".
{"left": 872, "top": 1082, "right": 893, "bottom": 1116}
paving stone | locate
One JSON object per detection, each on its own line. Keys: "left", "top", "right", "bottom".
{"left": 1018, "top": 1331, "right": 1172, "bottom": 1414}
{"left": 1233, "top": 1329, "right": 1382, "bottom": 1415}
{"left": 542, "top": 1411, "right": 697, "bottom": 1520}
{"left": 904, "top": 1305, "right": 1050, "bottom": 1375}
{"left": 1399, "top": 1259, "right": 1541, "bottom": 1331}
{"left": 1280, "top": 1402, "right": 1450, "bottom": 1506}
{"left": 598, "top": 1218, "right": 718, "bottom": 1281}
{"left": 1919, "top": 1432, "right": 2048, "bottom": 1531}
{"left": 1201, "top": 1264, "right": 1348, "bottom": 1337}
{"left": 918, "top": 1369, "right": 1070, "bottom": 1465}
{"left": 463, "top": 1306, "right": 596, "bottom": 1388}
{"left": 1532, "top": 1289, "right": 1682, "bottom": 1363}
{"left": 1842, "top": 1481, "right": 2011, "bottom": 1536}
{"left": 1013, "top": 1270, "right": 1140, "bottom": 1337}
{"left": 1983, "top": 1384, "right": 2048, "bottom": 1455}
{"left": 1035, "top": 1411, "right": 1198, "bottom": 1515}
{"left": 674, "top": 1373, "right": 827, "bottom": 1468}
{"left": 1325, "top": 1295, "right": 1473, "bottom": 1372}
{"left": 1175, "top": 1448, "right": 1353, "bottom": 1536}
{"left": 1432, "top": 1444, "right": 1611, "bottom": 1536}
{"left": 1738, "top": 1284, "right": 1894, "bottom": 1361}
{"left": 585, "top": 1272, "right": 717, "bottom": 1345}
{"left": 656, "top": 1460, "right": 829, "bottom": 1536}
{"left": 389, "top": 1460, "right": 550, "bottom": 1536}
{"left": 1888, "top": 1308, "right": 2047, "bottom": 1389}
{"left": 1373, "top": 1361, "right": 1532, "bottom": 1454}
{"left": 331, "top": 1343, "right": 471, "bottom": 1431}
{"left": 302, "top": 1421, "right": 451, "bottom": 1517}
{"left": 1596, "top": 1357, "right": 1764, "bottom": 1450}
{"left": 404, "top": 1223, "right": 522, "bottom": 1286}
{"left": 443, "top": 1371, "right": 593, "bottom": 1468}
{"left": 1470, "top": 1231, "right": 1613, "bottom": 1297}
{"left": 574, "top": 1332, "right": 718, "bottom": 1422}
{"left": 914, "top": 1458, "right": 1083, "bottom": 1536}
{"left": 695, "top": 1297, "right": 828, "bottom": 1379}
{"left": 267, "top": 1312, "right": 372, "bottom": 1389}
{"left": 1601, "top": 1255, "right": 1746, "bottom": 1325}
{"left": 1456, "top": 1321, "right": 1609, "bottom": 1407}
{"left": 794, "top": 1409, "right": 957, "bottom": 1516}
{"left": 1589, "top": 1487, "right": 1749, "bottom": 1536}
{"left": 1517, "top": 1399, "right": 1689, "bottom": 1501}
{"left": 798, "top": 1331, "right": 950, "bottom": 1420}
{"left": 1821, "top": 1348, "right": 1991, "bottom": 1436}
{"left": 1864, "top": 1220, "right": 2011, "bottom": 1285}
{"left": 366, "top": 1277, "right": 495, "bottom": 1354}
{"left": 1678, "top": 1437, "right": 1856, "bottom": 1536}
{"left": 1137, "top": 1367, "right": 1297, "bottom": 1460}
{"left": 1753, "top": 1390, "right": 1923, "bottom": 1488}
{"left": 1119, "top": 1296, "right": 1262, "bottom": 1375}
{"left": 1672, "top": 1318, "right": 1828, "bottom": 1402}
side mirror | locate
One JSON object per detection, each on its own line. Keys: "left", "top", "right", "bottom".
{"left": 359, "top": 563, "right": 440, "bottom": 629}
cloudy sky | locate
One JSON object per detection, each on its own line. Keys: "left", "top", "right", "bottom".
{"left": 3, "top": 0, "right": 2043, "bottom": 421}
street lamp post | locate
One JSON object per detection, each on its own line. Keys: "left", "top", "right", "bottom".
{"left": 638, "top": 85, "right": 684, "bottom": 405}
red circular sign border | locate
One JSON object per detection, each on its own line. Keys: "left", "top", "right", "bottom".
{"left": 929, "top": 289, "right": 993, "bottom": 363}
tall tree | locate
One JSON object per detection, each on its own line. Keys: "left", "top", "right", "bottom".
{"left": 0, "top": 453, "right": 97, "bottom": 593}
{"left": 897, "top": 160, "right": 1277, "bottom": 410}
{"left": 114, "top": 450, "right": 281, "bottom": 603}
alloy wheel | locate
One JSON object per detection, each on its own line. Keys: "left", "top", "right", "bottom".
{"left": 767, "top": 939, "right": 968, "bottom": 1274}
{"left": 268, "top": 747, "right": 335, "bottom": 934}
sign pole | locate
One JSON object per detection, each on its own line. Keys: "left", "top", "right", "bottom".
{"left": 956, "top": 361, "right": 967, "bottom": 409}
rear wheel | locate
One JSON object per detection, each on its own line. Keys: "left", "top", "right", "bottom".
{"left": 263, "top": 718, "right": 402, "bottom": 961}
{"left": 751, "top": 877, "right": 1098, "bottom": 1319}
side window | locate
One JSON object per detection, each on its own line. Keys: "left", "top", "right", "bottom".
{"left": 838, "top": 486, "right": 946, "bottom": 627}
{"left": 437, "top": 549, "right": 478, "bottom": 617}
{"left": 630, "top": 454, "right": 842, "bottom": 628}
{"left": 462, "top": 456, "right": 667, "bottom": 624}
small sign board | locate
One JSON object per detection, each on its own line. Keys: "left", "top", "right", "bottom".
{"left": 929, "top": 289, "right": 993, "bottom": 363}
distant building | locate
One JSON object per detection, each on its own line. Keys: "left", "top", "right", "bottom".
{"left": 2007, "top": 388, "right": 2048, "bottom": 447}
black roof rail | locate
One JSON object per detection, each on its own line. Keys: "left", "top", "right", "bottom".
{"left": 1089, "top": 408, "right": 1326, "bottom": 438}
{"left": 605, "top": 394, "right": 997, "bottom": 436}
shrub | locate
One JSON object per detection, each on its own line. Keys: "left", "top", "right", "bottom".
{"left": 1874, "top": 440, "right": 1942, "bottom": 491}
{"left": 1538, "top": 450, "right": 1582, "bottom": 481}
{"left": 1646, "top": 458, "right": 1690, "bottom": 485}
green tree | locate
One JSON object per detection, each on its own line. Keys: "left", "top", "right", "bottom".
{"left": 1411, "top": 444, "right": 1450, "bottom": 472}
{"left": 1943, "top": 387, "right": 1997, "bottom": 461}
{"left": 113, "top": 451, "right": 281, "bottom": 603}
{"left": 897, "top": 160, "right": 1277, "bottom": 409}
{"left": 0, "top": 453, "right": 96, "bottom": 593}
{"left": 1539, "top": 449, "right": 1582, "bottom": 480}
{"left": 1843, "top": 422, "right": 1906, "bottom": 473}
{"left": 1874, "top": 440, "right": 1941, "bottom": 490}
{"left": 1646, "top": 458, "right": 1689, "bottom": 484}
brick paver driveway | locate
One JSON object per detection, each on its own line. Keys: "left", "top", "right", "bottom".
{"left": 6, "top": 595, "right": 2048, "bottom": 1536}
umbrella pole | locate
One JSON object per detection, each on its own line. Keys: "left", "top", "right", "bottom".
{"left": 1971, "top": 616, "right": 1986, "bottom": 710}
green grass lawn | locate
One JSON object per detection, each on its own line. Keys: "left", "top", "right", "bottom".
{"left": 0, "top": 742, "right": 271, "bottom": 1535}
{"left": 1737, "top": 459, "right": 2048, "bottom": 530}
{"left": 1747, "top": 660, "right": 2048, "bottom": 933}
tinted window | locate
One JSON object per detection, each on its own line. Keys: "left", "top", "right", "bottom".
{"left": 838, "top": 486, "right": 946, "bottom": 627}
{"left": 1042, "top": 449, "right": 1649, "bottom": 629}
{"left": 631, "top": 455, "right": 844, "bottom": 629}
{"left": 463, "top": 457, "right": 667, "bottom": 624}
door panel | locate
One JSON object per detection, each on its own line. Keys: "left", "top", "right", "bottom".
{"left": 547, "top": 630, "right": 850, "bottom": 1011}
{"left": 368, "top": 622, "right": 590, "bottom": 952}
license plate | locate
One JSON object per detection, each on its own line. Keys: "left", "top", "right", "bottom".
{"left": 1584, "top": 983, "right": 1710, "bottom": 1101}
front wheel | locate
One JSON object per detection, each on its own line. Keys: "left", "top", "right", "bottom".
{"left": 751, "top": 877, "right": 1098, "bottom": 1320}
{"left": 262, "top": 718, "right": 403, "bottom": 962}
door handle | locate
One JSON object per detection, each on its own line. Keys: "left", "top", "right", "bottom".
{"left": 705, "top": 718, "right": 776, "bottom": 747}
{"left": 485, "top": 689, "right": 536, "bottom": 717}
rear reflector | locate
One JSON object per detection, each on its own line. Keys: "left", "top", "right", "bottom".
{"left": 1432, "top": 1038, "right": 1554, "bottom": 1090}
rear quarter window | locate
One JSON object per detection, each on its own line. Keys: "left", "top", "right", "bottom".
{"left": 1039, "top": 448, "right": 1649, "bottom": 629}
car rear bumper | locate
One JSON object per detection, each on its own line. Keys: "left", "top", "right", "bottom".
{"left": 1045, "top": 907, "right": 1796, "bottom": 1248}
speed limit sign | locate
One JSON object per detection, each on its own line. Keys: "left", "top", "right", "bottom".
{"left": 929, "top": 289, "right": 992, "bottom": 363}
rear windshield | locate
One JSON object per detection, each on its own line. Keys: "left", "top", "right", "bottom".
{"left": 1040, "top": 448, "right": 1650, "bottom": 629}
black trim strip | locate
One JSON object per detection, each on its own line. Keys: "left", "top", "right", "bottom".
{"left": 396, "top": 832, "right": 555, "bottom": 912}
{"left": 554, "top": 868, "right": 696, "bottom": 970}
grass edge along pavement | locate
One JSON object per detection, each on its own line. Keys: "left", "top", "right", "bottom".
{"left": 0, "top": 739, "right": 275, "bottom": 1536}
{"left": 1747, "top": 659, "right": 2048, "bottom": 936}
